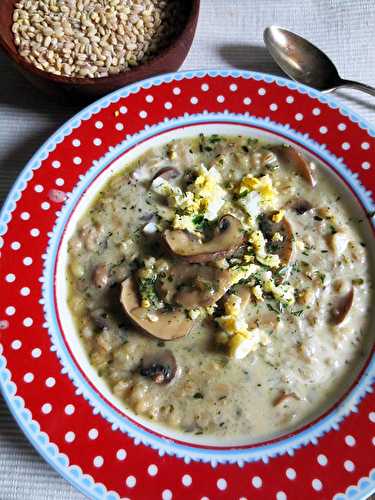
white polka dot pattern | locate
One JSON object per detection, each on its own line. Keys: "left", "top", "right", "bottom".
{"left": 11, "top": 340, "right": 22, "bottom": 350}
{"left": 276, "top": 491, "right": 287, "bottom": 500}
{"left": 286, "top": 468, "right": 296, "bottom": 480}
{"left": 126, "top": 476, "right": 136, "bottom": 488}
{"left": 23, "top": 372, "right": 34, "bottom": 383}
{"left": 23, "top": 317, "right": 33, "bottom": 327}
{"left": 88, "top": 428, "right": 99, "bottom": 440}
{"left": 116, "top": 449, "right": 127, "bottom": 461}
{"left": 162, "top": 489, "right": 172, "bottom": 500}
{"left": 317, "top": 454, "right": 328, "bottom": 466}
{"left": 64, "top": 404, "right": 75, "bottom": 415}
{"left": 312, "top": 479, "right": 323, "bottom": 491}
{"left": 45, "top": 377, "right": 55, "bottom": 388}
{"left": 93, "top": 456, "right": 104, "bottom": 467}
{"left": 65, "top": 431, "right": 75, "bottom": 443}
{"left": 217, "top": 478, "right": 227, "bottom": 490}
{"left": 345, "top": 435, "right": 356, "bottom": 447}
{"left": 182, "top": 474, "right": 192, "bottom": 486}
{"left": 344, "top": 460, "right": 355, "bottom": 472}
{"left": 252, "top": 476, "right": 262, "bottom": 488}
{"left": 147, "top": 464, "right": 157, "bottom": 476}
{"left": 41, "top": 403, "right": 52, "bottom": 414}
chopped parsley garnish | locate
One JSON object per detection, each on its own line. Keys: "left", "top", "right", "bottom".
{"left": 209, "top": 134, "right": 222, "bottom": 143}
{"left": 291, "top": 309, "right": 304, "bottom": 317}
{"left": 317, "top": 272, "right": 326, "bottom": 284}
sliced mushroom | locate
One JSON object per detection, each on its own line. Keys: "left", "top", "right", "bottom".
{"left": 331, "top": 287, "right": 354, "bottom": 325}
{"left": 258, "top": 212, "right": 294, "bottom": 266}
{"left": 273, "top": 392, "right": 300, "bottom": 407}
{"left": 152, "top": 167, "right": 180, "bottom": 182}
{"left": 120, "top": 277, "right": 193, "bottom": 340}
{"left": 164, "top": 215, "right": 244, "bottom": 263}
{"left": 139, "top": 350, "right": 177, "bottom": 384}
{"left": 292, "top": 198, "right": 313, "bottom": 215}
{"left": 248, "top": 311, "right": 279, "bottom": 330}
{"left": 272, "top": 145, "right": 316, "bottom": 187}
{"left": 159, "top": 263, "right": 232, "bottom": 308}
{"left": 93, "top": 264, "right": 109, "bottom": 288}
{"left": 328, "top": 231, "right": 349, "bottom": 257}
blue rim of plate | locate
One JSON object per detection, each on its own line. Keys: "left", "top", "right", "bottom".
{"left": 0, "top": 69, "right": 374, "bottom": 500}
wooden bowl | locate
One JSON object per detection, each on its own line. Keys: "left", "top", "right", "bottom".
{"left": 0, "top": 0, "right": 200, "bottom": 103}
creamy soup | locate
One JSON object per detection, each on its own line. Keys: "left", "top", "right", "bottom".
{"left": 67, "top": 135, "right": 372, "bottom": 441}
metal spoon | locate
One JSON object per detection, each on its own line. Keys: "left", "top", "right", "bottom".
{"left": 264, "top": 25, "right": 375, "bottom": 97}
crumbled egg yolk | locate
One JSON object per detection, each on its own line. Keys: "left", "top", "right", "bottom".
{"left": 172, "top": 214, "right": 201, "bottom": 235}
{"left": 151, "top": 177, "right": 199, "bottom": 214}
{"left": 189, "top": 308, "right": 201, "bottom": 320}
{"left": 272, "top": 232, "right": 283, "bottom": 242}
{"left": 229, "top": 263, "right": 259, "bottom": 286}
{"left": 217, "top": 293, "right": 270, "bottom": 359}
{"left": 228, "top": 329, "right": 270, "bottom": 360}
{"left": 263, "top": 279, "right": 295, "bottom": 306}
{"left": 272, "top": 209, "right": 285, "bottom": 223}
{"left": 239, "top": 174, "right": 277, "bottom": 203}
{"left": 205, "top": 304, "right": 217, "bottom": 315}
{"left": 193, "top": 165, "right": 227, "bottom": 221}
{"left": 249, "top": 230, "right": 281, "bottom": 269}
{"left": 217, "top": 294, "right": 249, "bottom": 337}
{"left": 152, "top": 166, "right": 226, "bottom": 225}
{"left": 257, "top": 254, "right": 281, "bottom": 268}
{"left": 141, "top": 298, "right": 151, "bottom": 309}
{"left": 251, "top": 285, "right": 264, "bottom": 302}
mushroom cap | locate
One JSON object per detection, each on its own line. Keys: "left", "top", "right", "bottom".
{"left": 292, "top": 198, "right": 313, "bottom": 215}
{"left": 272, "top": 145, "right": 316, "bottom": 187}
{"left": 152, "top": 167, "right": 180, "bottom": 182}
{"left": 159, "top": 263, "right": 232, "bottom": 308}
{"left": 164, "top": 215, "right": 244, "bottom": 263}
{"left": 120, "top": 277, "right": 193, "bottom": 340}
{"left": 139, "top": 350, "right": 177, "bottom": 384}
{"left": 331, "top": 287, "right": 354, "bottom": 325}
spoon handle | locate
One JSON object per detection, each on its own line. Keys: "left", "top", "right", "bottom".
{"left": 340, "top": 79, "right": 375, "bottom": 97}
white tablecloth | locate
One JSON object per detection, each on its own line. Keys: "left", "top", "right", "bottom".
{"left": 1, "top": 1, "right": 374, "bottom": 498}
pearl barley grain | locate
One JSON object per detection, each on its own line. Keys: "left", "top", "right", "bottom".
{"left": 12, "top": 1, "right": 189, "bottom": 79}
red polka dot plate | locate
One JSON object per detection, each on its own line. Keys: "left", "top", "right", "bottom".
{"left": 0, "top": 70, "right": 374, "bottom": 500}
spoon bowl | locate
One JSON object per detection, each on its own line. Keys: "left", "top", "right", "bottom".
{"left": 264, "top": 25, "right": 375, "bottom": 97}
